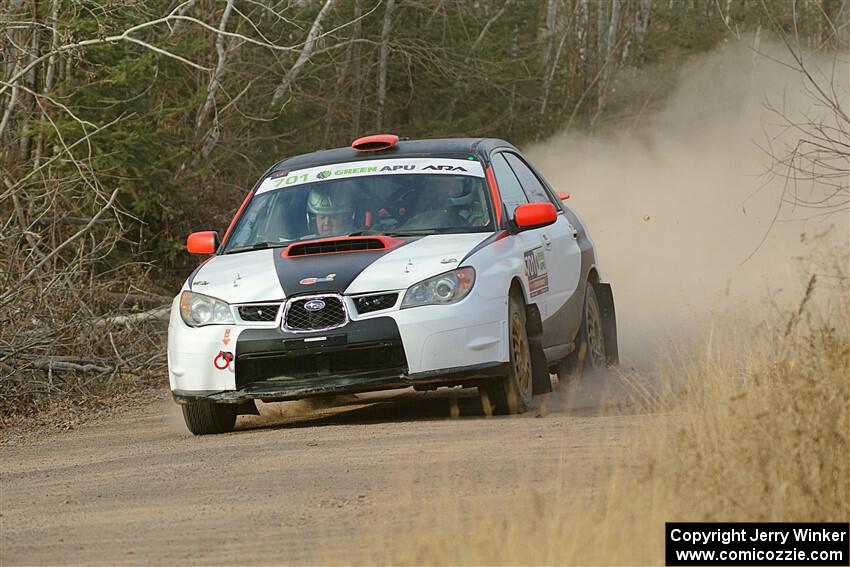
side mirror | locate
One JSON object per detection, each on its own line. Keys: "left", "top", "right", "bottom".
{"left": 557, "top": 191, "right": 570, "bottom": 200}
{"left": 187, "top": 231, "right": 220, "bottom": 254}
{"left": 514, "top": 202, "right": 557, "bottom": 231}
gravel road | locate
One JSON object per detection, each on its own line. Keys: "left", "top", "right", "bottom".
{"left": 1, "top": 376, "right": 644, "bottom": 565}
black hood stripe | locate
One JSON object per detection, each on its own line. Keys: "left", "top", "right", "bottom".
{"left": 460, "top": 230, "right": 508, "bottom": 264}
{"left": 272, "top": 240, "right": 417, "bottom": 296}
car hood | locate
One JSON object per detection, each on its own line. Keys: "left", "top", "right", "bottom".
{"left": 184, "top": 248, "right": 284, "bottom": 303}
{"left": 184, "top": 233, "right": 491, "bottom": 303}
{"left": 345, "top": 233, "right": 489, "bottom": 294}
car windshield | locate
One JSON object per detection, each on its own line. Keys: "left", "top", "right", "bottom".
{"left": 225, "top": 158, "right": 494, "bottom": 252}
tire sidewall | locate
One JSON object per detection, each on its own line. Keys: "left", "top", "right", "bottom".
{"left": 557, "top": 280, "right": 606, "bottom": 381}
{"left": 507, "top": 295, "right": 533, "bottom": 411}
{"left": 582, "top": 283, "right": 606, "bottom": 369}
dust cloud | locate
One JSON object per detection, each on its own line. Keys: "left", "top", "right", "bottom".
{"left": 527, "top": 41, "right": 848, "bottom": 366}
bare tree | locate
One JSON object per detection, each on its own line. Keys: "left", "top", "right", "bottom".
{"left": 197, "top": 0, "right": 236, "bottom": 160}
{"left": 376, "top": 0, "right": 396, "bottom": 131}
{"left": 742, "top": 3, "right": 850, "bottom": 261}
{"left": 270, "top": 0, "right": 338, "bottom": 109}
{"left": 598, "top": 0, "right": 621, "bottom": 112}
{"left": 761, "top": 47, "right": 849, "bottom": 219}
{"left": 542, "top": 0, "right": 558, "bottom": 73}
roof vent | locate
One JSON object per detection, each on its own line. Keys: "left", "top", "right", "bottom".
{"left": 352, "top": 134, "right": 399, "bottom": 152}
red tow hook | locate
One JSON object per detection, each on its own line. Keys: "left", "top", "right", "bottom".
{"left": 214, "top": 351, "right": 234, "bottom": 370}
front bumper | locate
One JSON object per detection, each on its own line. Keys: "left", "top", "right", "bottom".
{"left": 172, "top": 361, "right": 509, "bottom": 404}
{"left": 167, "top": 290, "right": 509, "bottom": 398}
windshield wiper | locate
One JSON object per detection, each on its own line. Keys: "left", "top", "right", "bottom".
{"left": 225, "top": 241, "right": 290, "bottom": 254}
{"left": 385, "top": 230, "right": 440, "bottom": 236}
{"left": 350, "top": 228, "right": 485, "bottom": 237}
{"left": 348, "top": 229, "right": 439, "bottom": 237}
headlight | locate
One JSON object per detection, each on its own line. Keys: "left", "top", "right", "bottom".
{"left": 179, "top": 291, "right": 235, "bottom": 326}
{"left": 401, "top": 268, "right": 475, "bottom": 308}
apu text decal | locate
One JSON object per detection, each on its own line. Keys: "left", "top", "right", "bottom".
{"left": 257, "top": 158, "right": 483, "bottom": 195}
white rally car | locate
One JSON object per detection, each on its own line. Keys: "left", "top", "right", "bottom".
{"left": 169, "top": 135, "right": 618, "bottom": 434}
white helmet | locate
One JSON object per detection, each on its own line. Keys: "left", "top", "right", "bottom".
{"left": 306, "top": 185, "right": 354, "bottom": 216}
{"left": 442, "top": 177, "right": 474, "bottom": 206}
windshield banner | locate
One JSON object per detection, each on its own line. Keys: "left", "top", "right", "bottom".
{"left": 257, "top": 158, "right": 485, "bottom": 195}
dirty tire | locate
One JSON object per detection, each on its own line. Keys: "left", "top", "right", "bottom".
{"left": 481, "top": 294, "right": 533, "bottom": 415}
{"left": 182, "top": 401, "right": 237, "bottom": 435}
{"left": 557, "top": 283, "right": 607, "bottom": 382}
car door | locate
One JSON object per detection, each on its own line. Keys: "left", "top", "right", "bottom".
{"left": 501, "top": 152, "right": 582, "bottom": 336}
{"left": 489, "top": 152, "right": 549, "bottom": 318}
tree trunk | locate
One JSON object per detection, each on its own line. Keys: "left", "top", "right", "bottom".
{"left": 606, "top": 0, "right": 621, "bottom": 64}
{"left": 539, "top": 0, "right": 566, "bottom": 118}
{"left": 375, "top": 0, "right": 395, "bottom": 131}
{"left": 0, "top": 61, "right": 21, "bottom": 143}
{"left": 20, "top": 4, "right": 39, "bottom": 163}
{"left": 540, "top": 32, "right": 568, "bottom": 118}
{"left": 597, "top": 0, "right": 609, "bottom": 63}
{"left": 325, "top": 2, "right": 358, "bottom": 145}
{"left": 598, "top": 0, "right": 620, "bottom": 113}
{"left": 197, "top": 0, "right": 235, "bottom": 134}
{"left": 270, "top": 0, "right": 337, "bottom": 109}
{"left": 542, "top": 0, "right": 558, "bottom": 72}
{"left": 635, "top": 0, "right": 652, "bottom": 45}
{"left": 507, "top": 0, "right": 520, "bottom": 133}
{"left": 350, "top": 0, "right": 363, "bottom": 138}
{"left": 32, "top": 0, "right": 59, "bottom": 169}
{"left": 169, "top": 0, "right": 198, "bottom": 37}
{"left": 577, "top": 0, "right": 590, "bottom": 79}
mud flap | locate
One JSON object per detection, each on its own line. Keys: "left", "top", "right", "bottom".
{"left": 525, "top": 304, "right": 553, "bottom": 395}
{"left": 236, "top": 399, "right": 260, "bottom": 416}
{"left": 595, "top": 283, "right": 620, "bottom": 366}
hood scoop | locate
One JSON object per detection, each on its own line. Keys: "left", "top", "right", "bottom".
{"left": 283, "top": 236, "right": 403, "bottom": 258}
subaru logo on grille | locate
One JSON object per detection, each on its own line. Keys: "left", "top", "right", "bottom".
{"left": 303, "top": 299, "right": 326, "bottom": 312}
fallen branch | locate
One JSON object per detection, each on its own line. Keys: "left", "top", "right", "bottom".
{"left": 30, "top": 216, "right": 116, "bottom": 226}
{"left": 30, "top": 358, "right": 112, "bottom": 373}
{"left": 103, "top": 291, "right": 173, "bottom": 305}
{"left": 93, "top": 304, "right": 171, "bottom": 326}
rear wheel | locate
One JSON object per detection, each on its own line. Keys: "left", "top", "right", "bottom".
{"left": 481, "top": 294, "right": 533, "bottom": 414}
{"left": 181, "top": 401, "right": 238, "bottom": 435}
{"left": 557, "top": 283, "right": 607, "bottom": 381}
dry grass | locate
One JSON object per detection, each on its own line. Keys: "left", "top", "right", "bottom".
{"left": 357, "top": 263, "right": 849, "bottom": 566}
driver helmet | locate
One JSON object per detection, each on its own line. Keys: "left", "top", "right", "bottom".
{"left": 441, "top": 177, "right": 474, "bottom": 207}
{"left": 306, "top": 184, "right": 355, "bottom": 216}
{"left": 305, "top": 183, "right": 357, "bottom": 236}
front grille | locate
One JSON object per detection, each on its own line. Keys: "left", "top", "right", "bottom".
{"left": 238, "top": 303, "right": 281, "bottom": 322}
{"left": 284, "top": 295, "right": 347, "bottom": 331}
{"left": 286, "top": 238, "right": 386, "bottom": 257}
{"left": 236, "top": 342, "right": 408, "bottom": 387}
{"left": 354, "top": 293, "right": 398, "bottom": 314}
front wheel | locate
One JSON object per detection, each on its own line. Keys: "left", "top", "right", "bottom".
{"left": 480, "top": 294, "right": 533, "bottom": 415}
{"left": 557, "top": 283, "right": 607, "bottom": 381}
{"left": 181, "top": 401, "right": 237, "bottom": 435}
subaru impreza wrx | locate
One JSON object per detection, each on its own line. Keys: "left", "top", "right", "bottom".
{"left": 168, "top": 135, "right": 618, "bottom": 434}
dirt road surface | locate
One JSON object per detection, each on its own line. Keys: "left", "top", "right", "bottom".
{"left": 1, "top": 378, "right": 644, "bottom": 565}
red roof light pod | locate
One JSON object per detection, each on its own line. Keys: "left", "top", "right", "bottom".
{"left": 352, "top": 134, "right": 399, "bottom": 152}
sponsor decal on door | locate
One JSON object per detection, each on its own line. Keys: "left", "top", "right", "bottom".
{"left": 524, "top": 247, "right": 549, "bottom": 297}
